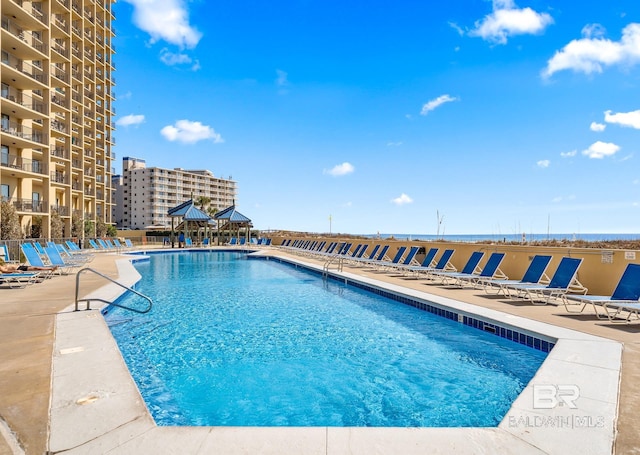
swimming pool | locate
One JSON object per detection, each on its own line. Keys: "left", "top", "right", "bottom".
{"left": 104, "top": 251, "right": 547, "bottom": 427}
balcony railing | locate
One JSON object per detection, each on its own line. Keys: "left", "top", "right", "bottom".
{"left": 1, "top": 51, "right": 48, "bottom": 84}
{"left": 2, "top": 86, "right": 47, "bottom": 114}
{"left": 50, "top": 171, "right": 68, "bottom": 184}
{"left": 52, "top": 14, "right": 69, "bottom": 33}
{"left": 51, "top": 65, "right": 69, "bottom": 83}
{"left": 1, "top": 121, "right": 47, "bottom": 144}
{"left": 1, "top": 16, "right": 46, "bottom": 53}
{"left": 50, "top": 147, "right": 68, "bottom": 159}
{"left": 1, "top": 152, "right": 47, "bottom": 174}
{"left": 51, "top": 120, "right": 68, "bottom": 134}
{"left": 8, "top": 0, "right": 47, "bottom": 25}
{"left": 7, "top": 198, "right": 47, "bottom": 213}
{"left": 51, "top": 204, "right": 70, "bottom": 216}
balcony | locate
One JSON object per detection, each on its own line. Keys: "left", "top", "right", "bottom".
{"left": 1, "top": 152, "right": 47, "bottom": 174}
{"left": 50, "top": 204, "right": 70, "bottom": 216}
{"left": 1, "top": 51, "right": 48, "bottom": 85}
{"left": 50, "top": 171, "right": 68, "bottom": 184}
{"left": 2, "top": 86, "right": 47, "bottom": 114}
{"left": 50, "top": 147, "right": 68, "bottom": 159}
{"left": 52, "top": 14, "right": 69, "bottom": 33}
{"left": 51, "top": 120, "right": 68, "bottom": 134}
{"left": 8, "top": 0, "right": 47, "bottom": 25}
{"left": 1, "top": 16, "right": 46, "bottom": 54}
{"left": 1, "top": 121, "right": 46, "bottom": 144}
{"left": 51, "top": 92, "right": 68, "bottom": 109}
{"left": 8, "top": 197, "right": 47, "bottom": 213}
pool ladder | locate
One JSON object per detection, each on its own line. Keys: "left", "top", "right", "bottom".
{"left": 323, "top": 254, "right": 344, "bottom": 275}
{"left": 74, "top": 267, "right": 153, "bottom": 314}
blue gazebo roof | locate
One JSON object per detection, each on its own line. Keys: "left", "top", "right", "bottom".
{"left": 167, "top": 199, "right": 211, "bottom": 221}
{"left": 214, "top": 205, "right": 251, "bottom": 224}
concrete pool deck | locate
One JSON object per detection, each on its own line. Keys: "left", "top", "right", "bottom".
{"left": 0, "top": 247, "right": 639, "bottom": 454}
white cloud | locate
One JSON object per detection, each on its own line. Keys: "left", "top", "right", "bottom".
{"left": 116, "top": 114, "right": 145, "bottom": 127}
{"left": 159, "top": 48, "right": 199, "bottom": 70}
{"left": 324, "top": 162, "right": 355, "bottom": 177}
{"left": 449, "top": 21, "right": 465, "bottom": 36}
{"left": 391, "top": 193, "right": 413, "bottom": 205}
{"left": 537, "top": 159, "right": 550, "bottom": 168}
{"left": 469, "top": 0, "right": 553, "bottom": 45}
{"left": 604, "top": 109, "right": 640, "bottom": 129}
{"left": 560, "top": 150, "right": 577, "bottom": 157}
{"left": 123, "top": 0, "right": 202, "bottom": 48}
{"left": 590, "top": 121, "right": 606, "bottom": 132}
{"left": 542, "top": 23, "right": 640, "bottom": 78}
{"left": 275, "top": 69, "right": 289, "bottom": 87}
{"left": 582, "top": 141, "right": 620, "bottom": 159}
{"left": 160, "top": 120, "right": 223, "bottom": 144}
{"left": 420, "top": 94, "right": 458, "bottom": 115}
{"left": 553, "top": 194, "right": 576, "bottom": 203}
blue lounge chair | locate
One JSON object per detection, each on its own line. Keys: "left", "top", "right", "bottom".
{"left": 481, "top": 255, "right": 552, "bottom": 295}
{"left": 20, "top": 244, "right": 57, "bottom": 277}
{"left": 503, "top": 257, "right": 585, "bottom": 305}
{"left": 383, "top": 246, "right": 421, "bottom": 272}
{"left": 33, "top": 242, "right": 46, "bottom": 256}
{"left": 203, "top": 238, "right": 210, "bottom": 246}
{"left": 431, "top": 251, "right": 485, "bottom": 284}
{"left": 124, "top": 239, "right": 134, "bottom": 248}
{"left": 44, "top": 246, "right": 80, "bottom": 274}
{"left": 0, "top": 244, "right": 18, "bottom": 263}
{"left": 54, "top": 243, "right": 93, "bottom": 264}
{"left": 370, "top": 246, "right": 407, "bottom": 271}
{"left": 65, "top": 240, "right": 83, "bottom": 251}
{"left": 229, "top": 238, "right": 237, "bottom": 246}
{"left": 446, "top": 252, "right": 507, "bottom": 288}
{"left": 346, "top": 244, "right": 377, "bottom": 265}
{"left": 185, "top": 237, "right": 193, "bottom": 247}
{"left": 410, "top": 249, "right": 456, "bottom": 279}
{"left": 0, "top": 272, "right": 42, "bottom": 288}
{"left": 398, "top": 248, "right": 438, "bottom": 275}
{"left": 564, "top": 263, "right": 640, "bottom": 321}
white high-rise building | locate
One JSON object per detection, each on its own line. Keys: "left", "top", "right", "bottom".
{"left": 117, "top": 156, "right": 237, "bottom": 230}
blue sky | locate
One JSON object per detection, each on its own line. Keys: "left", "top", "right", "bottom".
{"left": 112, "top": 0, "right": 640, "bottom": 235}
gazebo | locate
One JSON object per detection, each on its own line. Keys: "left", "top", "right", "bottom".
{"left": 167, "top": 199, "right": 213, "bottom": 246}
{"left": 214, "top": 204, "right": 252, "bottom": 245}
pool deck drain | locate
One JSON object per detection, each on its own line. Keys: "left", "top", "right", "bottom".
{"left": 1, "top": 247, "right": 638, "bottom": 454}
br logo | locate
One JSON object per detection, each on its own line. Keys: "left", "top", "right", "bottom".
{"left": 533, "top": 385, "right": 580, "bottom": 409}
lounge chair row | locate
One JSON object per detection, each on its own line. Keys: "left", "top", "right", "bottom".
{"left": 0, "top": 241, "right": 96, "bottom": 289}
{"left": 88, "top": 238, "right": 134, "bottom": 251}
{"left": 277, "top": 239, "right": 640, "bottom": 323}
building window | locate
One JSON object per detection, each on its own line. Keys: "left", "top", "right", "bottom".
{"left": 1, "top": 184, "right": 9, "bottom": 201}
{"left": 1, "top": 145, "right": 8, "bottom": 166}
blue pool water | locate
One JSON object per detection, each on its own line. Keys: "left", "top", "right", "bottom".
{"left": 104, "top": 251, "right": 547, "bottom": 427}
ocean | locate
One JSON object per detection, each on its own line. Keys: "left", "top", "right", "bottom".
{"left": 365, "top": 233, "right": 640, "bottom": 243}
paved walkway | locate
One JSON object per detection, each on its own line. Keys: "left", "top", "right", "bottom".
{"left": 0, "top": 249, "right": 638, "bottom": 454}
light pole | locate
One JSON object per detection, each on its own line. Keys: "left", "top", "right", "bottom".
{"left": 329, "top": 215, "right": 332, "bottom": 234}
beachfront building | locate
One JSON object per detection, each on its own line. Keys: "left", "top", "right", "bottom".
{"left": 0, "top": 0, "right": 116, "bottom": 238}
{"left": 117, "top": 156, "right": 237, "bottom": 230}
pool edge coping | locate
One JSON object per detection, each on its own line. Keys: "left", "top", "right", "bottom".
{"left": 48, "top": 251, "right": 621, "bottom": 455}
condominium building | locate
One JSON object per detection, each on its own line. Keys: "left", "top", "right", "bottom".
{"left": 1, "top": 0, "right": 115, "bottom": 238}
{"left": 116, "top": 156, "right": 237, "bottom": 230}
